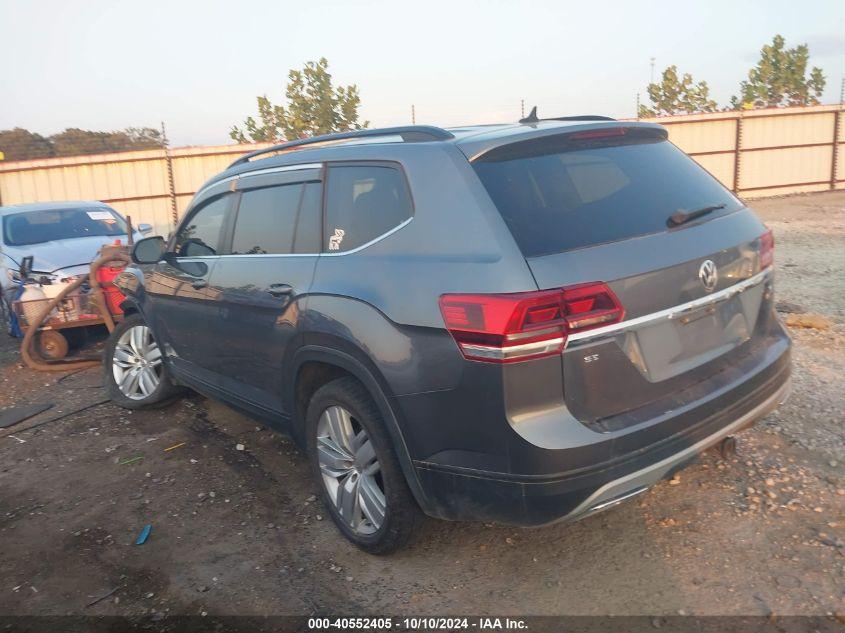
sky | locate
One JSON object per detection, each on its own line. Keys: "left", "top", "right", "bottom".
{"left": 2, "top": 0, "right": 844, "bottom": 147}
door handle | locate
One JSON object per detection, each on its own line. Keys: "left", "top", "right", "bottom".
{"left": 268, "top": 283, "right": 293, "bottom": 297}
{"left": 192, "top": 279, "right": 208, "bottom": 289}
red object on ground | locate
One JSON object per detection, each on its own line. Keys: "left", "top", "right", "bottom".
{"left": 95, "top": 265, "right": 126, "bottom": 316}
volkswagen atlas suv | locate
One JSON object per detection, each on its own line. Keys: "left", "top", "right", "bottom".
{"left": 106, "top": 115, "right": 791, "bottom": 553}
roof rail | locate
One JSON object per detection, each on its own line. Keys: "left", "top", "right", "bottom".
{"left": 229, "top": 126, "right": 455, "bottom": 168}
{"left": 518, "top": 106, "right": 615, "bottom": 124}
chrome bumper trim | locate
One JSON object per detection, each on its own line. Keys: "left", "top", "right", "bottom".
{"left": 566, "top": 267, "right": 772, "bottom": 348}
{"left": 561, "top": 376, "right": 790, "bottom": 522}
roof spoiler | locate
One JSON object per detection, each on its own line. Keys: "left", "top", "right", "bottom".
{"left": 518, "top": 106, "right": 615, "bottom": 124}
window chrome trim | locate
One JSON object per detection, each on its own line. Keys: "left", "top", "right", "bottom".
{"left": 217, "top": 252, "right": 317, "bottom": 259}
{"left": 197, "top": 161, "right": 414, "bottom": 259}
{"left": 214, "top": 217, "right": 414, "bottom": 259}
{"left": 191, "top": 163, "right": 323, "bottom": 202}
{"left": 321, "top": 217, "right": 413, "bottom": 257}
{"left": 237, "top": 162, "right": 323, "bottom": 179}
{"left": 192, "top": 174, "right": 239, "bottom": 202}
{"left": 564, "top": 267, "right": 772, "bottom": 348}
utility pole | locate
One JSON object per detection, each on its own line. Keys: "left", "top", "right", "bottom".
{"left": 411, "top": 104, "right": 416, "bottom": 124}
{"left": 650, "top": 57, "right": 656, "bottom": 84}
{"left": 162, "top": 121, "right": 178, "bottom": 228}
{"left": 636, "top": 93, "right": 641, "bottom": 120}
{"left": 840, "top": 77, "right": 844, "bottom": 104}
{"left": 521, "top": 99, "right": 525, "bottom": 119}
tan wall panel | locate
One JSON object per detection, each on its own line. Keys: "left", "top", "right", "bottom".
{"left": 740, "top": 145, "right": 833, "bottom": 190}
{"left": 175, "top": 192, "right": 193, "bottom": 216}
{"left": 171, "top": 154, "right": 228, "bottom": 196}
{"left": 741, "top": 112, "right": 835, "bottom": 149}
{"left": 837, "top": 144, "right": 845, "bottom": 183}
{"left": 667, "top": 119, "right": 736, "bottom": 154}
{"left": 743, "top": 183, "right": 830, "bottom": 199}
{"left": 2, "top": 114, "right": 842, "bottom": 232}
{"left": 690, "top": 153, "right": 735, "bottom": 190}
{"left": 108, "top": 198, "right": 173, "bottom": 238}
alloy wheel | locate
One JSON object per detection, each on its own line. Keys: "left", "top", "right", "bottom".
{"left": 111, "top": 324, "right": 163, "bottom": 400}
{"left": 316, "top": 405, "right": 386, "bottom": 535}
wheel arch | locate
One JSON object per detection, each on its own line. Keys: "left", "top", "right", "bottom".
{"left": 289, "top": 344, "right": 432, "bottom": 513}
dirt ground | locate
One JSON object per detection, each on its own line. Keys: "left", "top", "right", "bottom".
{"left": 1, "top": 191, "right": 843, "bottom": 617}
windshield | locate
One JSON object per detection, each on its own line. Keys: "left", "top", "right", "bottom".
{"left": 473, "top": 137, "right": 743, "bottom": 257}
{"left": 2, "top": 207, "right": 129, "bottom": 246}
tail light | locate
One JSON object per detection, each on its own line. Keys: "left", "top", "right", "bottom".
{"left": 439, "top": 282, "right": 624, "bottom": 363}
{"left": 759, "top": 228, "right": 774, "bottom": 269}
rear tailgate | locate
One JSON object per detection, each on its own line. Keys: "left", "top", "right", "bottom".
{"left": 527, "top": 215, "right": 771, "bottom": 426}
{"left": 471, "top": 125, "right": 773, "bottom": 426}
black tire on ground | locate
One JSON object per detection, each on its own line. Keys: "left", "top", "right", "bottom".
{"left": 306, "top": 376, "right": 422, "bottom": 554}
{"left": 103, "top": 313, "right": 181, "bottom": 409}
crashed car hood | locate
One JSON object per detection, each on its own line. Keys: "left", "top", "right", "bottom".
{"left": 4, "top": 234, "right": 139, "bottom": 276}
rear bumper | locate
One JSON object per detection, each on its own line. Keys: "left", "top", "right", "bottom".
{"left": 557, "top": 375, "right": 789, "bottom": 523}
{"left": 410, "top": 341, "right": 791, "bottom": 526}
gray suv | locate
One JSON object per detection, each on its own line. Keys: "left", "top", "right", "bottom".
{"left": 107, "top": 116, "right": 791, "bottom": 553}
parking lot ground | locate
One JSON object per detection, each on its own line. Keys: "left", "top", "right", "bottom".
{"left": 1, "top": 191, "right": 843, "bottom": 617}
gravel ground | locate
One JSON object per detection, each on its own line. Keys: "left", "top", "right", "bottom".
{"left": 0, "top": 191, "right": 843, "bottom": 617}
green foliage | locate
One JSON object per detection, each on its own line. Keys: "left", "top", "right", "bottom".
{"left": 51, "top": 127, "right": 164, "bottom": 156}
{"left": 0, "top": 128, "right": 54, "bottom": 161}
{"left": 638, "top": 65, "right": 718, "bottom": 117}
{"left": 0, "top": 126, "right": 164, "bottom": 161}
{"left": 732, "top": 35, "right": 826, "bottom": 109}
{"left": 230, "top": 58, "right": 367, "bottom": 143}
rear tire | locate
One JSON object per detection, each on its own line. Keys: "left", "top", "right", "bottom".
{"left": 104, "top": 313, "right": 180, "bottom": 409}
{"left": 306, "top": 376, "right": 421, "bottom": 554}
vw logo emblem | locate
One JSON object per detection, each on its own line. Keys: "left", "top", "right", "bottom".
{"left": 699, "top": 260, "right": 718, "bottom": 292}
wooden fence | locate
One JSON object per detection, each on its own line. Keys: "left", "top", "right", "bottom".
{"left": 1, "top": 103, "right": 843, "bottom": 236}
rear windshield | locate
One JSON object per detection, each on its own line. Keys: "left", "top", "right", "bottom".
{"left": 2, "top": 207, "right": 128, "bottom": 246}
{"left": 473, "top": 135, "right": 742, "bottom": 257}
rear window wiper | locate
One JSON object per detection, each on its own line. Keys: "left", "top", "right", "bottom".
{"left": 667, "top": 203, "right": 726, "bottom": 227}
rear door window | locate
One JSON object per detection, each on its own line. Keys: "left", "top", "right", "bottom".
{"left": 230, "top": 183, "right": 303, "bottom": 255}
{"left": 293, "top": 182, "right": 322, "bottom": 254}
{"left": 324, "top": 165, "right": 413, "bottom": 253}
{"left": 473, "top": 136, "right": 742, "bottom": 257}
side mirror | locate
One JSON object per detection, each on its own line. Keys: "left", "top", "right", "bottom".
{"left": 132, "top": 236, "right": 166, "bottom": 264}
{"left": 138, "top": 223, "right": 153, "bottom": 235}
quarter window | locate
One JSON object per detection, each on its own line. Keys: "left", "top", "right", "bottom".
{"left": 324, "top": 165, "right": 412, "bottom": 253}
{"left": 173, "top": 194, "right": 229, "bottom": 257}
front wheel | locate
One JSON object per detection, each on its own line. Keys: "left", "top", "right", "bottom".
{"left": 104, "top": 314, "right": 179, "bottom": 409}
{"left": 306, "top": 377, "right": 422, "bottom": 554}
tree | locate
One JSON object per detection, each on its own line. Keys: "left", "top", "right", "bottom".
{"left": 732, "top": 35, "right": 826, "bottom": 109}
{"left": 0, "top": 128, "right": 55, "bottom": 161}
{"left": 0, "top": 126, "right": 165, "bottom": 161}
{"left": 638, "top": 65, "right": 718, "bottom": 117}
{"left": 51, "top": 127, "right": 165, "bottom": 156}
{"left": 231, "top": 58, "right": 367, "bottom": 143}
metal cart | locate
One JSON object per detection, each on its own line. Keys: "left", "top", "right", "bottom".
{"left": 12, "top": 292, "right": 118, "bottom": 360}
